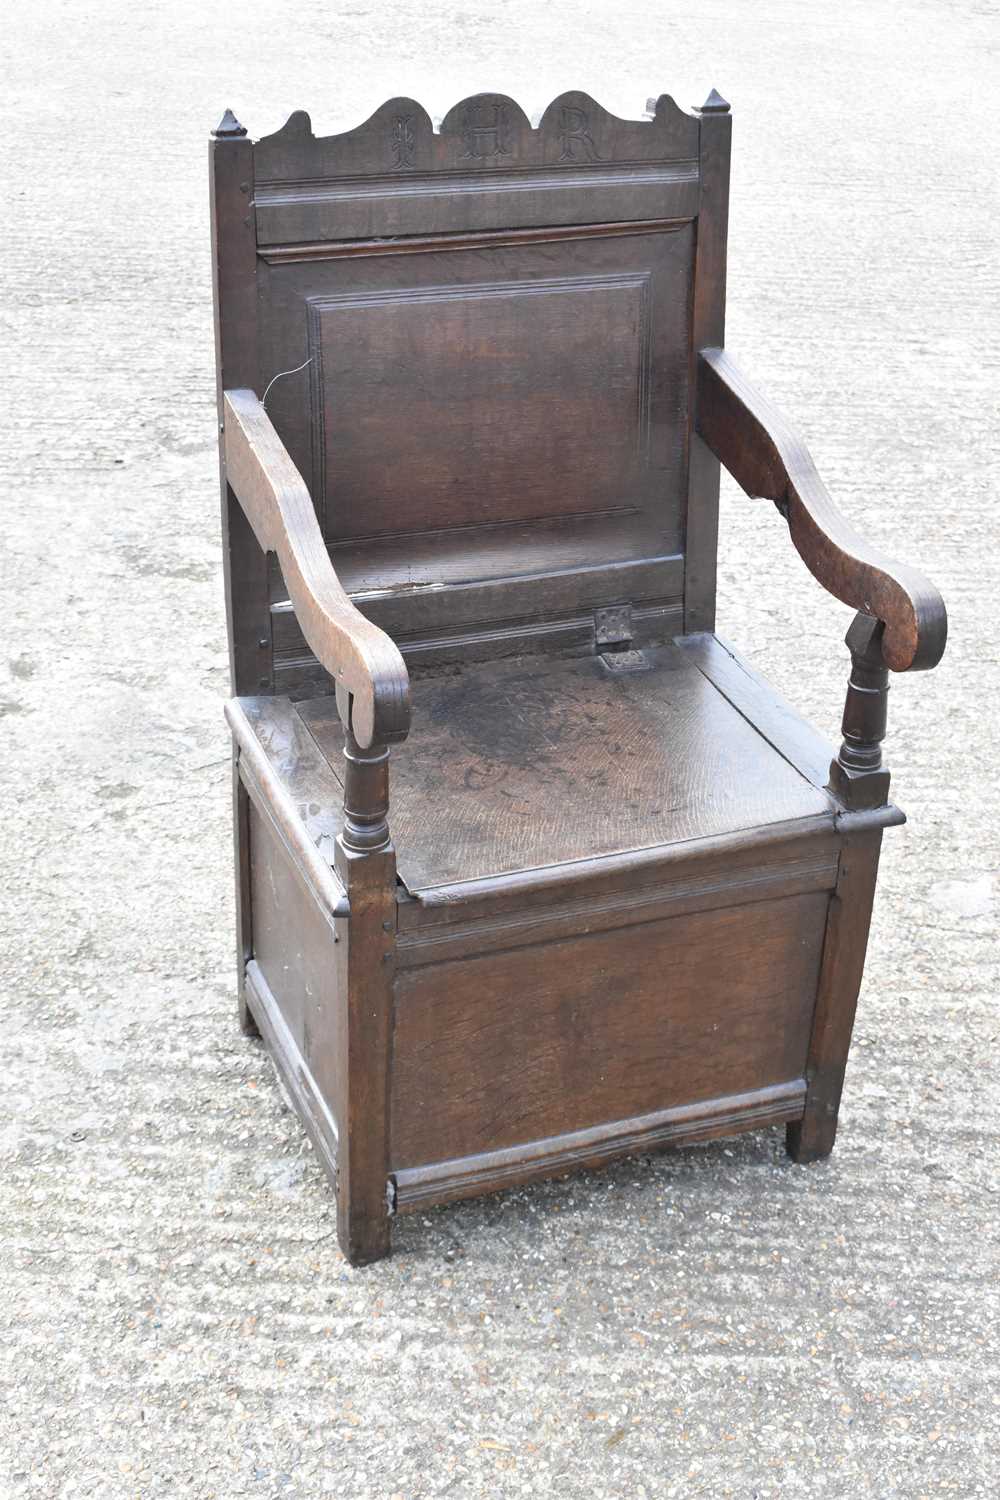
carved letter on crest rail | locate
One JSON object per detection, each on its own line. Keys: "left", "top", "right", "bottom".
{"left": 461, "top": 100, "right": 512, "bottom": 161}
{"left": 558, "top": 106, "right": 601, "bottom": 162}
{"left": 389, "top": 114, "right": 417, "bottom": 170}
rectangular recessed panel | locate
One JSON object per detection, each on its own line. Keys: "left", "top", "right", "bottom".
{"left": 248, "top": 797, "right": 346, "bottom": 1132}
{"left": 259, "top": 225, "right": 694, "bottom": 579}
{"left": 390, "top": 891, "right": 828, "bottom": 1167}
{"left": 310, "top": 272, "right": 650, "bottom": 538}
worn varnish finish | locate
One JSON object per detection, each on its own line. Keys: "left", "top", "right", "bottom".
{"left": 295, "top": 645, "right": 833, "bottom": 891}
{"left": 391, "top": 892, "right": 827, "bottom": 1167}
{"left": 210, "top": 117, "right": 270, "bottom": 699}
{"left": 223, "top": 390, "right": 410, "bottom": 749}
{"left": 786, "top": 829, "right": 884, "bottom": 1163}
{"left": 696, "top": 349, "right": 947, "bottom": 673}
{"left": 211, "top": 89, "right": 947, "bottom": 1263}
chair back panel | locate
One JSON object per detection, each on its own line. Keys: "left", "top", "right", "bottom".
{"left": 260, "top": 221, "right": 693, "bottom": 547}
{"left": 216, "top": 92, "right": 731, "bottom": 687}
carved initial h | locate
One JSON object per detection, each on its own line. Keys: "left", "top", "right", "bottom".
{"left": 559, "top": 106, "right": 601, "bottom": 162}
{"left": 462, "top": 102, "right": 511, "bottom": 160}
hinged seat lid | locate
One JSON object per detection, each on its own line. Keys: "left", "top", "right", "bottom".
{"left": 288, "top": 637, "right": 834, "bottom": 893}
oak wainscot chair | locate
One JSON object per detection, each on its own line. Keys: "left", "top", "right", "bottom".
{"left": 210, "top": 90, "right": 946, "bottom": 1264}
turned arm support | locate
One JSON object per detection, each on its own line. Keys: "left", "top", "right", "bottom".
{"left": 223, "top": 389, "right": 410, "bottom": 753}
{"left": 695, "top": 348, "right": 947, "bottom": 674}
{"left": 827, "top": 613, "right": 892, "bottom": 809}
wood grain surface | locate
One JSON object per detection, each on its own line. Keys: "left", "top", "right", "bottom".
{"left": 210, "top": 79, "right": 946, "bottom": 1267}
{"left": 696, "top": 348, "right": 947, "bottom": 672}
{"left": 258, "top": 226, "right": 692, "bottom": 597}
{"left": 251, "top": 91, "right": 700, "bottom": 244}
{"left": 390, "top": 891, "right": 827, "bottom": 1167}
{"left": 297, "top": 642, "right": 832, "bottom": 890}
{"left": 223, "top": 389, "right": 411, "bottom": 747}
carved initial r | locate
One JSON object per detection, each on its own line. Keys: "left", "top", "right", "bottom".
{"left": 559, "top": 106, "right": 601, "bottom": 162}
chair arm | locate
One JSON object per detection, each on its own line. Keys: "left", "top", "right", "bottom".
{"left": 223, "top": 389, "right": 410, "bottom": 748}
{"left": 695, "top": 349, "right": 947, "bottom": 672}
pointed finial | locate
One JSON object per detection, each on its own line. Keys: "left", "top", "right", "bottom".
{"left": 212, "top": 108, "right": 247, "bottom": 138}
{"left": 698, "top": 88, "right": 730, "bottom": 114}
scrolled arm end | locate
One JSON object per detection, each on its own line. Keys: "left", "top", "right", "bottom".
{"left": 340, "top": 630, "right": 412, "bottom": 749}
{"left": 696, "top": 349, "right": 948, "bottom": 674}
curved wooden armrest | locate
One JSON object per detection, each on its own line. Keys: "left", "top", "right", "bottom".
{"left": 223, "top": 389, "right": 410, "bottom": 748}
{"left": 696, "top": 348, "right": 947, "bottom": 672}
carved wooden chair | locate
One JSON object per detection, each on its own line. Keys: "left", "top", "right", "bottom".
{"left": 210, "top": 90, "right": 946, "bottom": 1264}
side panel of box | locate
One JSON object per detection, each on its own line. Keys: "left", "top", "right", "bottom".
{"left": 243, "top": 787, "right": 346, "bottom": 1179}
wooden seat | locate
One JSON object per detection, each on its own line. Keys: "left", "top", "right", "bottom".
{"left": 290, "top": 639, "right": 833, "bottom": 891}
{"left": 210, "top": 89, "right": 946, "bottom": 1263}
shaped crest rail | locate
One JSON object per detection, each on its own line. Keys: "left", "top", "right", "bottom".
{"left": 241, "top": 91, "right": 711, "bottom": 245}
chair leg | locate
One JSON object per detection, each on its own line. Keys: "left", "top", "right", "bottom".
{"left": 787, "top": 829, "right": 883, "bottom": 1164}
{"left": 233, "top": 754, "right": 259, "bottom": 1037}
{"left": 786, "top": 1109, "right": 836, "bottom": 1164}
{"left": 333, "top": 840, "right": 396, "bottom": 1265}
{"left": 334, "top": 731, "right": 396, "bottom": 1264}
{"left": 337, "top": 1157, "right": 393, "bottom": 1266}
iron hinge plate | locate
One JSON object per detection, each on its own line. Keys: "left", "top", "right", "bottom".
{"left": 600, "top": 648, "right": 650, "bottom": 674}
{"left": 595, "top": 605, "right": 649, "bottom": 671}
{"left": 594, "top": 604, "right": 634, "bottom": 650}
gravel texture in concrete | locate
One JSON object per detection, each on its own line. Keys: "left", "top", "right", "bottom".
{"left": 2, "top": 2, "right": 998, "bottom": 1496}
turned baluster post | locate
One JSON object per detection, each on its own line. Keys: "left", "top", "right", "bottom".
{"left": 340, "top": 724, "right": 391, "bottom": 852}
{"left": 827, "top": 613, "right": 891, "bottom": 811}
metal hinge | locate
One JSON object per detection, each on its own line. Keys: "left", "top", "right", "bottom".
{"left": 594, "top": 604, "right": 634, "bottom": 650}
{"left": 594, "top": 605, "right": 650, "bottom": 672}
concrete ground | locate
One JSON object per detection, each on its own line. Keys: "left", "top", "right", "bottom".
{"left": 2, "top": 2, "right": 998, "bottom": 1495}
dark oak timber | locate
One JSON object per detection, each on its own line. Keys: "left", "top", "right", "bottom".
{"left": 210, "top": 116, "right": 270, "bottom": 698}
{"left": 233, "top": 754, "right": 257, "bottom": 1036}
{"left": 684, "top": 89, "right": 731, "bottom": 633}
{"left": 333, "top": 841, "right": 396, "bottom": 1265}
{"left": 787, "top": 829, "right": 883, "bottom": 1162}
{"left": 696, "top": 348, "right": 947, "bottom": 673}
{"left": 394, "top": 1082, "right": 806, "bottom": 1212}
{"left": 828, "top": 613, "right": 892, "bottom": 810}
{"left": 211, "top": 114, "right": 271, "bottom": 1035}
{"left": 211, "top": 87, "right": 946, "bottom": 1263}
{"left": 295, "top": 645, "right": 833, "bottom": 891}
{"left": 223, "top": 389, "right": 410, "bottom": 749}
